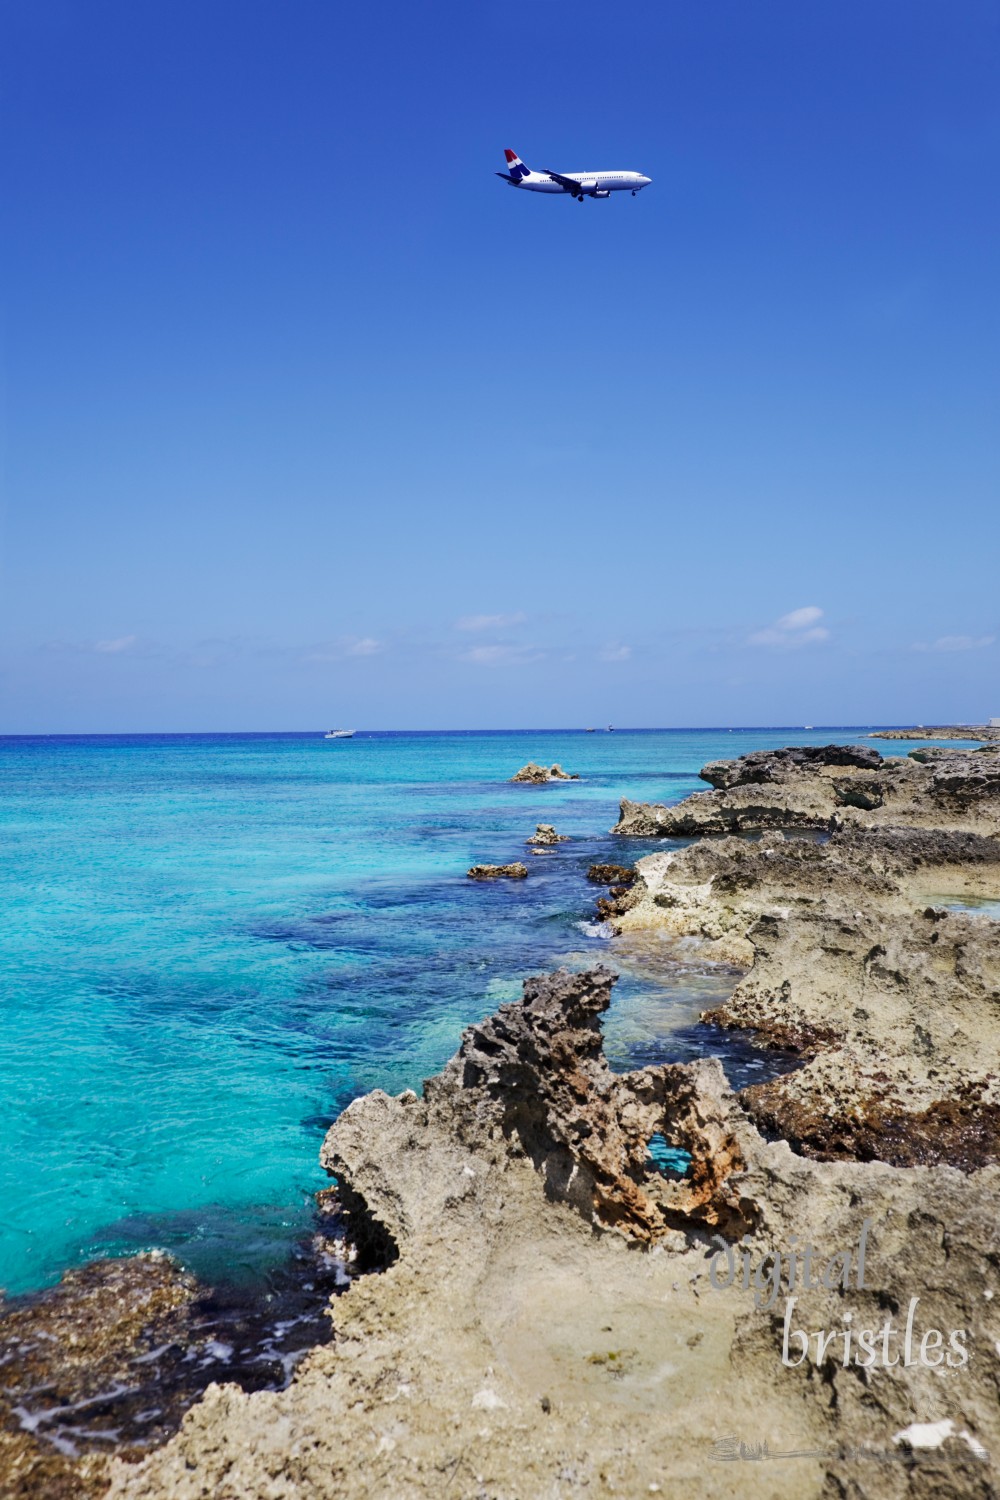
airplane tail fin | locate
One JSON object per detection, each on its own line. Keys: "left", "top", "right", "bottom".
{"left": 503, "top": 148, "right": 531, "bottom": 182}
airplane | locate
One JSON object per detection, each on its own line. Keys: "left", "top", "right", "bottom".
{"left": 496, "top": 148, "right": 651, "bottom": 201}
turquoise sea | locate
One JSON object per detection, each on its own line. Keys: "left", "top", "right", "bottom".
{"left": 0, "top": 727, "right": 902, "bottom": 1297}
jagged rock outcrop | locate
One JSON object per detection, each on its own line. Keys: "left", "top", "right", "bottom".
{"left": 467, "top": 862, "right": 528, "bottom": 880}
{"left": 586, "top": 863, "right": 640, "bottom": 920}
{"left": 511, "top": 762, "right": 579, "bottom": 783}
{"left": 525, "top": 823, "right": 568, "bottom": 845}
{"left": 110, "top": 967, "right": 1000, "bottom": 1500}
{"left": 699, "top": 743, "right": 883, "bottom": 789}
{"left": 612, "top": 743, "right": 1000, "bottom": 837}
{"left": 586, "top": 862, "right": 635, "bottom": 885}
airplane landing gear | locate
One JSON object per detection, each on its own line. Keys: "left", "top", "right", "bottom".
{"left": 632, "top": 189, "right": 636, "bottom": 196}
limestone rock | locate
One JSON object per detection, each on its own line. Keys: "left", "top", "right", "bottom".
{"left": 467, "top": 862, "right": 528, "bottom": 880}
{"left": 872, "top": 724, "right": 1000, "bottom": 742}
{"left": 612, "top": 819, "right": 1000, "bottom": 1166}
{"left": 109, "top": 968, "right": 1000, "bottom": 1500}
{"left": 699, "top": 743, "right": 882, "bottom": 789}
{"left": 511, "top": 762, "right": 579, "bottom": 783}
{"left": 526, "top": 823, "right": 569, "bottom": 845}
{"left": 613, "top": 742, "right": 1000, "bottom": 837}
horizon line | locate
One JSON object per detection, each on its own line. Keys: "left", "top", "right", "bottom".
{"left": 0, "top": 723, "right": 937, "bottom": 740}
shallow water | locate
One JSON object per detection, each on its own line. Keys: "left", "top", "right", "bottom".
{"left": 0, "top": 726, "right": 897, "bottom": 1295}
{"left": 928, "top": 895, "right": 1000, "bottom": 919}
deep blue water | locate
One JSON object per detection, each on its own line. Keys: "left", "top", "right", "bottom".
{"left": 0, "top": 726, "right": 918, "bottom": 1294}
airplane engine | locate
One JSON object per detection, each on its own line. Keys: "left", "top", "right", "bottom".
{"left": 591, "top": 188, "right": 611, "bottom": 198}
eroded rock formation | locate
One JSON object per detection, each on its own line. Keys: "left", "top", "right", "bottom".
{"left": 609, "top": 746, "right": 1000, "bottom": 1174}
{"left": 525, "top": 823, "right": 568, "bottom": 845}
{"left": 466, "top": 862, "right": 528, "bottom": 880}
{"left": 108, "top": 967, "right": 1000, "bottom": 1500}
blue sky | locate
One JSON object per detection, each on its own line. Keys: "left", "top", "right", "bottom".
{"left": 1, "top": 0, "right": 998, "bottom": 731}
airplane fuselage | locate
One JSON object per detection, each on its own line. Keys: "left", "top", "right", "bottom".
{"left": 496, "top": 150, "right": 651, "bottom": 201}
{"left": 508, "top": 169, "right": 651, "bottom": 196}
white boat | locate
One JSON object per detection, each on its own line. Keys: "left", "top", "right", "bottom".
{"left": 324, "top": 729, "right": 355, "bottom": 739}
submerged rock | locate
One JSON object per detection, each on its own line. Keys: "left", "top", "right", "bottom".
{"left": 467, "top": 862, "right": 528, "bottom": 880}
{"left": 511, "top": 762, "right": 579, "bottom": 783}
{"left": 0, "top": 1203, "right": 352, "bottom": 1500}
{"left": 0, "top": 1253, "right": 197, "bottom": 1499}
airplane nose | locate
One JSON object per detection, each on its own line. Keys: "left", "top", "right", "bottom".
{"left": 642, "top": 175, "right": 652, "bottom": 186}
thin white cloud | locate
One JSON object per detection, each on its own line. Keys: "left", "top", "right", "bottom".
{"left": 94, "top": 635, "right": 138, "bottom": 654}
{"left": 914, "top": 634, "right": 996, "bottom": 653}
{"left": 748, "top": 607, "right": 830, "bottom": 649}
{"left": 460, "top": 643, "right": 544, "bottom": 666}
{"left": 775, "top": 606, "right": 823, "bottom": 631}
{"left": 455, "top": 612, "right": 527, "bottom": 633}
{"left": 599, "top": 644, "right": 632, "bottom": 662}
{"left": 303, "top": 636, "right": 383, "bottom": 662}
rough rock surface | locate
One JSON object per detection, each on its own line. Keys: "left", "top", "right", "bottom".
{"left": 511, "top": 762, "right": 579, "bottom": 783}
{"left": 700, "top": 743, "right": 884, "bottom": 788}
{"left": 610, "top": 746, "right": 1000, "bottom": 1171}
{"left": 525, "top": 823, "right": 568, "bottom": 845}
{"left": 0, "top": 1255, "right": 198, "bottom": 1500}
{"left": 872, "top": 726, "right": 1000, "bottom": 742}
{"left": 613, "top": 743, "right": 1000, "bottom": 837}
{"left": 109, "top": 969, "right": 1000, "bottom": 1500}
{"left": 0, "top": 1210, "right": 350, "bottom": 1500}
{"left": 586, "top": 862, "right": 636, "bottom": 885}
{"left": 466, "top": 862, "right": 528, "bottom": 880}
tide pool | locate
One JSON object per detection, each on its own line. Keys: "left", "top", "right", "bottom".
{"left": 0, "top": 727, "right": 897, "bottom": 1294}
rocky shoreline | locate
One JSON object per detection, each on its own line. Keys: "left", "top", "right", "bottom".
{"left": 109, "top": 965, "right": 999, "bottom": 1499}
{"left": 607, "top": 744, "right": 1000, "bottom": 1173}
{"left": 871, "top": 726, "right": 1000, "bottom": 743}
{"left": 7, "top": 741, "right": 1000, "bottom": 1497}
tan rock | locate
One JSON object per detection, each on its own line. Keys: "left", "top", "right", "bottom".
{"left": 526, "top": 823, "right": 569, "bottom": 844}
{"left": 109, "top": 968, "right": 1000, "bottom": 1500}
{"left": 511, "top": 762, "right": 579, "bottom": 783}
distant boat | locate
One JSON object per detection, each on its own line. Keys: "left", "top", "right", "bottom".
{"left": 804, "top": 725, "right": 814, "bottom": 730}
{"left": 324, "top": 729, "right": 355, "bottom": 739}
{"left": 585, "top": 727, "right": 596, "bottom": 732}
{"left": 607, "top": 724, "right": 614, "bottom": 732}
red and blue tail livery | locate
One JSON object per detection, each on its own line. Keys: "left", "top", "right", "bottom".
{"left": 501, "top": 148, "right": 532, "bottom": 183}
{"left": 495, "top": 147, "right": 651, "bottom": 200}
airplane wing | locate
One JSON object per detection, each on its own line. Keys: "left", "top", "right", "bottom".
{"left": 544, "top": 169, "right": 584, "bottom": 193}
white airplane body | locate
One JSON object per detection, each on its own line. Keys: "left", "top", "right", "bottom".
{"left": 496, "top": 148, "right": 651, "bottom": 200}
